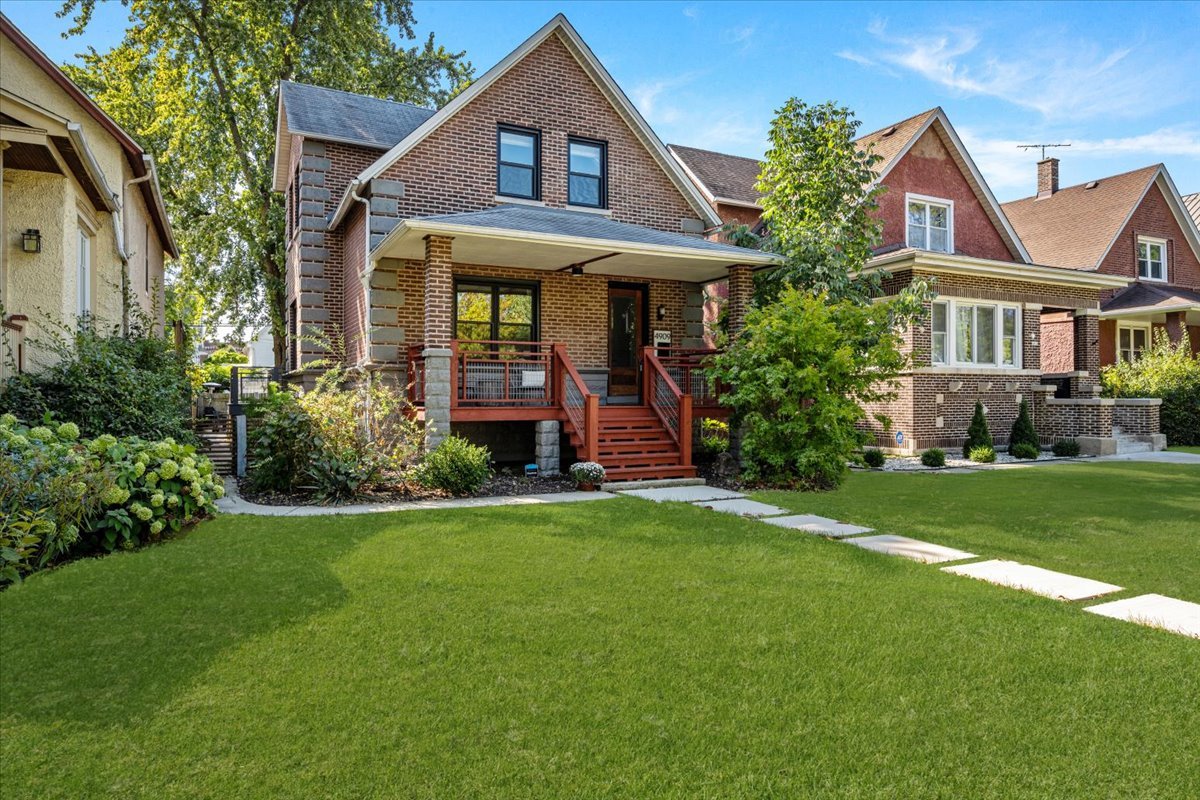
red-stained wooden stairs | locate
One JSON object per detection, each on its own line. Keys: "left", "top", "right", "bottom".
{"left": 566, "top": 404, "right": 696, "bottom": 481}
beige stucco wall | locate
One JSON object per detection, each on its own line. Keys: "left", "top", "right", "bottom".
{"left": 1, "top": 31, "right": 168, "bottom": 375}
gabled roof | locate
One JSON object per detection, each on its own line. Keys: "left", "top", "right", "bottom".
{"left": 329, "top": 14, "right": 719, "bottom": 228}
{"left": 859, "top": 107, "right": 1031, "bottom": 264}
{"left": 1003, "top": 164, "right": 1200, "bottom": 272}
{"left": 668, "top": 144, "right": 763, "bottom": 209}
{"left": 855, "top": 108, "right": 940, "bottom": 178}
{"left": 1184, "top": 191, "right": 1200, "bottom": 228}
{"left": 1, "top": 13, "right": 177, "bottom": 257}
{"left": 1101, "top": 281, "right": 1200, "bottom": 317}
{"left": 271, "top": 81, "right": 435, "bottom": 189}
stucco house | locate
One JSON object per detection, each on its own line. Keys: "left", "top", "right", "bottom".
{"left": 0, "top": 14, "right": 177, "bottom": 378}
{"left": 272, "top": 14, "right": 774, "bottom": 479}
{"left": 675, "top": 108, "right": 1164, "bottom": 455}
{"left": 1003, "top": 162, "right": 1200, "bottom": 367}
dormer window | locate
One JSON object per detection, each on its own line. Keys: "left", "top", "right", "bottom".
{"left": 568, "top": 137, "right": 606, "bottom": 208}
{"left": 906, "top": 194, "right": 953, "bottom": 253}
{"left": 1136, "top": 236, "right": 1167, "bottom": 281}
{"left": 497, "top": 125, "right": 540, "bottom": 200}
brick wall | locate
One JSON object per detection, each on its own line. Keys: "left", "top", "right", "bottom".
{"left": 876, "top": 129, "right": 1015, "bottom": 262}
{"left": 1098, "top": 181, "right": 1200, "bottom": 293}
{"left": 1041, "top": 311, "right": 1075, "bottom": 372}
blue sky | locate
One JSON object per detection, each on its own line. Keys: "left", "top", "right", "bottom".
{"left": 6, "top": 0, "right": 1199, "bottom": 201}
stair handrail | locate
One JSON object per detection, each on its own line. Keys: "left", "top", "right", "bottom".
{"left": 642, "top": 347, "right": 692, "bottom": 467}
{"left": 553, "top": 344, "right": 599, "bottom": 461}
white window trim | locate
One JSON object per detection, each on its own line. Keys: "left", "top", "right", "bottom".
{"left": 1135, "top": 235, "right": 1168, "bottom": 282}
{"left": 905, "top": 192, "right": 954, "bottom": 254}
{"left": 929, "top": 296, "right": 1023, "bottom": 370}
{"left": 1116, "top": 321, "right": 1151, "bottom": 362}
{"left": 77, "top": 228, "right": 92, "bottom": 318}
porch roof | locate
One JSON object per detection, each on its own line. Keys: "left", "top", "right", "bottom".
{"left": 370, "top": 204, "right": 778, "bottom": 283}
{"left": 1100, "top": 282, "right": 1200, "bottom": 319}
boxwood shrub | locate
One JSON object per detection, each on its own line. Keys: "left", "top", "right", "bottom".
{"left": 862, "top": 448, "right": 885, "bottom": 469}
{"left": 1011, "top": 442, "right": 1040, "bottom": 460}
{"left": 1052, "top": 438, "right": 1081, "bottom": 457}
{"left": 417, "top": 435, "right": 491, "bottom": 496}
{"left": 920, "top": 448, "right": 946, "bottom": 468}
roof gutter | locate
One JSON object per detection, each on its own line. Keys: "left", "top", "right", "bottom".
{"left": 864, "top": 250, "right": 1131, "bottom": 290}
{"left": 1099, "top": 303, "right": 1200, "bottom": 320}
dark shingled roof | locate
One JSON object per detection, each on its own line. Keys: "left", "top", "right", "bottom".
{"left": 669, "top": 144, "right": 764, "bottom": 207}
{"left": 1102, "top": 282, "right": 1200, "bottom": 313}
{"left": 418, "top": 204, "right": 771, "bottom": 257}
{"left": 1184, "top": 191, "right": 1200, "bottom": 228}
{"left": 279, "top": 80, "right": 436, "bottom": 149}
{"left": 855, "top": 108, "right": 939, "bottom": 176}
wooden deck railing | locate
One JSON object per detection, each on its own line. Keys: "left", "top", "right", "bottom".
{"left": 451, "top": 340, "right": 556, "bottom": 407}
{"left": 554, "top": 344, "right": 599, "bottom": 461}
{"left": 406, "top": 344, "right": 426, "bottom": 405}
{"left": 642, "top": 347, "right": 692, "bottom": 466}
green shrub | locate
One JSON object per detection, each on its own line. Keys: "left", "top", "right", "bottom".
{"left": 0, "top": 414, "right": 221, "bottom": 585}
{"left": 1101, "top": 331, "right": 1200, "bottom": 445}
{"left": 197, "top": 346, "right": 249, "bottom": 389}
{"left": 247, "top": 388, "right": 319, "bottom": 493}
{"left": 417, "top": 435, "right": 491, "bottom": 496}
{"left": 968, "top": 445, "right": 996, "bottom": 463}
{"left": 708, "top": 288, "right": 908, "bottom": 490}
{"left": 1052, "top": 439, "right": 1081, "bottom": 457}
{"left": 920, "top": 448, "right": 946, "bottom": 468}
{"left": 0, "top": 320, "right": 193, "bottom": 442}
{"left": 1011, "top": 442, "right": 1040, "bottom": 460}
{"left": 963, "top": 401, "right": 993, "bottom": 457}
{"left": 1008, "top": 399, "right": 1039, "bottom": 454}
{"left": 862, "top": 448, "right": 885, "bottom": 468}
{"left": 696, "top": 418, "right": 730, "bottom": 457}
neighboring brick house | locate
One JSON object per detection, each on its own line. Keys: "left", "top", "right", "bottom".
{"left": 1004, "top": 164, "right": 1200, "bottom": 367}
{"left": 675, "top": 108, "right": 1161, "bottom": 455}
{"left": 271, "top": 14, "right": 774, "bottom": 479}
{"left": 1, "top": 14, "right": 177, "bottom": 378}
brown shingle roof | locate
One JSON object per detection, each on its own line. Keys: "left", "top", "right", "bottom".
{"left": 855, "top": 108, "right": 939, "bottom": 175}
{"left": 1184, "top": 191, "right": 1200, "bottom": 228}
{"left": 669, "top": 144, "right": 764, "bottom": 207}
{"left": 1102, "top": 281, "right": 1200, "bottom": 313}
{"left": 1001, "top": 165, "right": 1161, "bottom": 271}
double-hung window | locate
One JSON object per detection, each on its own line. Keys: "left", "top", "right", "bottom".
{"left": 931, "top": 299, "right": 1020, "bottom": 368}
{"left": 77, "top": 229, "right": 92, "bottom": 318}
{"left": 568, "top": 137, "right": 606, "bottom": 208}
{"left": 907, "top": 194, "right": 952, "bottom": 253}
{"left": 1117, "top": 324, "right": 1150, "bottom": 362}
{"left": 497, "top": 126, "right": 540, "bottom": 200}
{"left": 454, "top": 279, "right": 538, "bottom": 350}
{"left": 1136, "top": 236, "right": 1167, "bottom": 281}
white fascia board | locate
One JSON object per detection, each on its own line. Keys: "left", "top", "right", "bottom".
{"left": 351, "top": 14, "right": 721, "bottom": 229}
{"left": 1099, "top": 303, "right": 1200, "bottom": 320}
{"left": 867, "top": 250, "right": 1130, "bottom": 289}
{"left": 1156, "top": 168, "right": 1200, "bottom": 260}
{"left": 376, "top": 218, "right": 779, "bottom": 265}
{"left": 271, "top": 91, "right": 290, "bottom": 192}
{"left": 66, "top": 123, "right": 118, "bottom": 212}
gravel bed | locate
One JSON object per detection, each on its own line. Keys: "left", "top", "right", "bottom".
{"left": 879, "top": 452, "right": 1077, "bottom": 471}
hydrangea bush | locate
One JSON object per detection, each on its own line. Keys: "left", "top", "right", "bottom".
{"left": 0, "top": 415, "right": 221, "bottom": 584}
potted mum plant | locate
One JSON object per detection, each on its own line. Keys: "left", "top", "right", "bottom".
{"left": 569, "top": 461, "right": 605, "bottom": 491}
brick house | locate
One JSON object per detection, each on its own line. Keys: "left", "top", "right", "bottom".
{"left": 675, "top": 108, "right": 1163, "bottom": 455}
{"left": 1003, "top": 163, "right": 1200, "bottom": 368}
{"left": 271, "top": 15, "right": 774, "bottom": 479}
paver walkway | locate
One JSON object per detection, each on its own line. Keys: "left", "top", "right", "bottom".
{"left": 617, "top": 482, "right": 1197, "bottom": 640}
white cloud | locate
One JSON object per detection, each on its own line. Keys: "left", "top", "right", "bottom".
{"left": 682, "top": 5, "right": 699, "bottom": 20}
{"left": 845, "top": 19, "right": 1186, "bottom": 121}
{"left": 959, "top": 125, "right": 1200, "bottom": 196}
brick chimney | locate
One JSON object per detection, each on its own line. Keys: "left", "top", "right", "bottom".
{"left": 1037, "top": 158, "right": 1059, "bottom": 199}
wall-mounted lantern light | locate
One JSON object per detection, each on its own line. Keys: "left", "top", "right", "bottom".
{"left": 21, "top": 229, "right": 42, "bottom": 253}
{"left": 656, "top": 304, "right": 666, "bottom": 321}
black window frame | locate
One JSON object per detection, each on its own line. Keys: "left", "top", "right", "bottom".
{"left": 496, "top": 124, "right": 542, "bottom": 201}
{"left": 567, "top": 136, "right": 608, "bottom": 209}
{"left": 453, "top": 277, "right": 541, "bottom": 348}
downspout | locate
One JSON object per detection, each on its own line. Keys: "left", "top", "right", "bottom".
{"left": 119, "top": 171, "right": 154, "bottom": 335}
{"left": 349, "top": 180, "right": 373, "bottom": 367}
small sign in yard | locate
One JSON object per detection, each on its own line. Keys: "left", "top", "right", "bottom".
{"left": 525, "top": 463, "right": 539, "bottom": 478}
{"left": 895, "top": 431, "right": 905, "bottom": 445}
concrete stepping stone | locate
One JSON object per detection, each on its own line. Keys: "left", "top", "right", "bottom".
{"left": 693, "top": 498, "right": 788, "bottom": 517}
{"left": 942, "top": 559, "right": 1123, "bottom": 601}
{"left": 759, "top": 514, "right": 873, "bottom": 538}
{"left": 844, "top": 534, "right": 976, "bottom": 564}
{"left": 1084, "top": 594, "right": 1200, "bottom": 639}
{"left": 617, "top": 485, "right": 744, "bottom": 503}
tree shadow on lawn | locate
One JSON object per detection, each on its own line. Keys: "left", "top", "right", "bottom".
{"left": 0, "top": 513, "right": 389, "bottom": 727}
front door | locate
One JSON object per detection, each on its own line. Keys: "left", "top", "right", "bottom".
{"left": 608, "top": 285, "right": 645, "bottom": 397}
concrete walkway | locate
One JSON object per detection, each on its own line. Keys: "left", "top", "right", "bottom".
{"left": 617, "top": 481, "right": 1199, "bottom": 640}
{"left": 217, "top": 478, "right": 617, "bottom": 517}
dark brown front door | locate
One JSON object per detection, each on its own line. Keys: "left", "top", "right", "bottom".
{"left": 608, "top": 285, "right": 644, "bottom": 396}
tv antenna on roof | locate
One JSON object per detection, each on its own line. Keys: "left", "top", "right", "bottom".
{"left": 1017, "top": 143, "right": 1070, "bottom": 160}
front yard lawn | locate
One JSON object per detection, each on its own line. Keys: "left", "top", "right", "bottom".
{"left": 2, "top": 462, "right": 1197, "bottom": 798}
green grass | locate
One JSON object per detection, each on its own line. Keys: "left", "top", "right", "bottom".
{"left": 757, "top": 461, "right": 1200, "bottom": 601}
{"left": 1168, "top": 445, "right": 1200, "bottom": 454}
{"left": 3, "top": 464, "right": 1198, "bottom": 799}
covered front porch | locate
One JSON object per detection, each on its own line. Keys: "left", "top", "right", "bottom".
{"left": 367, "top": 204, "right": 771, "bottom": 479}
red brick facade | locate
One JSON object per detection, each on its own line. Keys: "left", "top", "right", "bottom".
{"left": 1097, "top": 182, "right": 1200, "bottom": 292}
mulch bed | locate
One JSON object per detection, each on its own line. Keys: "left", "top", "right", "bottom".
{"left": 237, "top": 471, "right": 577, "bottom": 507}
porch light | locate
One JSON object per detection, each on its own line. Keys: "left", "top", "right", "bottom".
{"left": 570, "top": 265, "right": 584, "bottom": 277}
{"left": 21, "top": 229, "right": 41, "bottom": 253}
{"left": 656, "top": 305, "right": 666, "bottom": 321}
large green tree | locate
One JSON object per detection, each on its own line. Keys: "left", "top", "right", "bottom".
{"left": 60, "top": 0, "right": 472, "bottom": 364}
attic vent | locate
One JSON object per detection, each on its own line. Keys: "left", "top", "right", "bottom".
{"left": 1085, "top": 181, "right": 1099, "bottom": 189}
{"left": 881, "top": 126, "right": 897, "bottom": 137}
